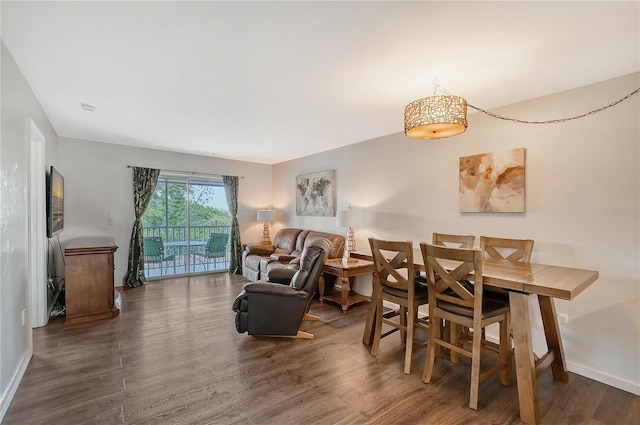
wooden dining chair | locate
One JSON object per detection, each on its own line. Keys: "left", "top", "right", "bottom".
{"left": 477, "top": 238, "right": 535, "bottom": 358}
{"left": 369, "top": 237, "right": 429, "bottom": 374}
{"left": 433, "top": 233, "right": 475, "bottom": 249}
{"left": 479, "top": 236, "right": 534, "bottom": 303}
{"left": 429, "top": 233, "right": 476, "bottom": 362}
{"left": 419, "top": 243, "right": 512, "bottom": 410}
{"left": 418, "top": 233, "right": 475, "bottom": 281}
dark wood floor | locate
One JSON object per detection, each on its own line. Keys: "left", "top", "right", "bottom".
{"left": 4, "top": 273, "right": 639, "bottom": 424}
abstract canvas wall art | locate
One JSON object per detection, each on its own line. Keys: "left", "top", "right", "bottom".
{"left": 295, "top": 170, "right": 336, "bottom": 216}
{"left": 459, "top": 148, "right": 526, "bottom": 212}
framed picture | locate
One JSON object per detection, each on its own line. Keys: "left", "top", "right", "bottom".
{"left": 295, "top": 170, "right": 336, "bottom": 216}
{"left": 459, "top": 148, "right": 526, "bottom": 213}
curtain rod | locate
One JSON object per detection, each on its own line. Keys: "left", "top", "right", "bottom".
{"left": 126, "top": 165, "right": 244, "bottom": 179}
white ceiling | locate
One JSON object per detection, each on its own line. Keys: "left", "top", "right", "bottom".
{"left": 2, "top": 1, "right": 639, "bottom": 165}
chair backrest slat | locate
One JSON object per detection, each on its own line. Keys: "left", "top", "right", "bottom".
{"left": 369, "top": 238, "right": 414, "bottom": 294}
{"left": 433, "top": 233, "right": 475, "bottom": 249}
{"left": 479, "top": 236, "right": 534, "bottom": 263}
{"left": 421, "top": 243, "right": 483, "bottom": 310}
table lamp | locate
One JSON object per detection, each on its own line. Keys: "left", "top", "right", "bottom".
{"left": 336, "top": 207, "right": 357, "bottom": 265}
{"left": 257, "top": 209, "right": 276, "bottom": 245}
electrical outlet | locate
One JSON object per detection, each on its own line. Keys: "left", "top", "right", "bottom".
{"left": 22, "top": 309, "right": 26, "bottom": 326}
{"left": 557, "top": 313, "right": 569, "bottom": 326}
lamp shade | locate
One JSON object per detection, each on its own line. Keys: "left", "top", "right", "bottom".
{"left": 257, "top": 209, "right": 275, "bottom": 222}
{"left": 404, "top": 95, "right": 468, "bottom": 139}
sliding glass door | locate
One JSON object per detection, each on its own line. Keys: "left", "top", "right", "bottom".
{"left": 141, "top": 174, "right": 231, "bottom": 278}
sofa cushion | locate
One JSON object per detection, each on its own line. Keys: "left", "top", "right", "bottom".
{"left": 272, "top": 228, "right": 304, "bottom": 253}
{"left": 291, "top": 230, "right": 311, "bottom": 256}
{"left": 244, "top": 254, "right": 263, "bottom": 273}
{"left": 303, "top": 231, "right": 345, "bottom": 260}
{"left": 259, "top": 257, "right": 273, "bottom": 272}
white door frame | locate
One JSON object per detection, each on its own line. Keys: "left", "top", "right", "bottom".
{"left": 29, "top": 120, "right": 47, "bottom": 328}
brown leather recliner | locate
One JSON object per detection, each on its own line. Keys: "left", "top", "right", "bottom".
{"left": 242, "top": 228, "right": 345, "bottom": 282}
{"left": 242, "top": 228, "right": 303, "bottom": 281}
{"left": 232, "top": 238, "right": 332, "bottom": 338}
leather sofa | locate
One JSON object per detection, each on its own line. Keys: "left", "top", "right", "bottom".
{"left": 242, "top": 228, "right": 345, "bottom": 284}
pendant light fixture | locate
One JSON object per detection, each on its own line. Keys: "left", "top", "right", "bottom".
{"left": 404, "top": 82, "right": 467, "bottom": 139}
{"left": 404, "top": 83, "right": 639, "bottom": 140}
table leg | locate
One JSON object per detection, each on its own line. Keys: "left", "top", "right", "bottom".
{"left": 318, "top": 274, "right": 325, "bottom": 303}
{"left": 509, "top": 292, "right": 540, "bottom": 425}
{"left": 340, "top": 276, "right": 350, "bottom": 313}
{"left": 362, "top": 275, "right": 377, "bottom": 345}
{"left": 538, "top": 295, "right": 569, "bottom": 382}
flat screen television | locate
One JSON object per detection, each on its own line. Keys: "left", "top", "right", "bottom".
{"left": 47, "top": 166, "right": 64, "bottom": 238}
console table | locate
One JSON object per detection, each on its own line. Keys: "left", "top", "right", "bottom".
{"left": 319, "top": 258, "right": 374, "bottom": 312}
{"left": 64, "top": 237, "right": 119, "bottom": 324}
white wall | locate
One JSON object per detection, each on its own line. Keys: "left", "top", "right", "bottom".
{"left": 272, "top": 73, "right": 640, "bottom": 395}
{"left": 58, "top": 139, "right": 273, "bottom": 285}
{"left": 0, "top": 43, "right": 59, "bottom": 421}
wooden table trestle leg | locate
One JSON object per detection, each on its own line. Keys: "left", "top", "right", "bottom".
{"left": 509, "top": 291, "right": 540, "bottom": 425}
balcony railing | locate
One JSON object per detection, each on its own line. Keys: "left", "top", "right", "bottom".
{"left": 143, "top": 224, "right": 231, "bottom": 242}
{"left": 143, "top": 225, "right": 231, "bottom": 277}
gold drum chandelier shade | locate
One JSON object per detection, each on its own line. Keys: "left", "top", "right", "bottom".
{"left": 403, "top": 86, "right": 639, "bottom": 140}
{"left": 404, "top": 95, "right": 468, "bottom": 139}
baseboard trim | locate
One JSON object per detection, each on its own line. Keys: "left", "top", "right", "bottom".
{"left": 472, "top": 332, "right": 640, "bottom": 396}
{"left": 379, "top": 301, "right": 640, "bottom": 396}
{"left": 0, "top": 347, "right": 32, "bottom": 422}
{"left": 567, "top": 361, "right": 640, "bottom": 396}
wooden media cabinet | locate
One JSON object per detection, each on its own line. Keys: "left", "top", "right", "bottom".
{"left": 64, "top": 237, "right": 119, "bottom": 324}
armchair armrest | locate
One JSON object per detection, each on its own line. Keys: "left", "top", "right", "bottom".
{"left": 267, "top": 267, "right": 297, "bottom": 284}
{"left": 270, "top": 253, "right": 297, "bottom": 262}
{"left": 243, "top": 281, "right": 307, "bottom": 299}
{"left": 244, "top": 244, "right": 275, "bottom": 256}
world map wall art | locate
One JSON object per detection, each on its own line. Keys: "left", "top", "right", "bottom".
{"left": 459, "top": 148, "right": 526, "bottom": 213}
{"left": 296, "top": 170, "right": 336, "bottom": 216}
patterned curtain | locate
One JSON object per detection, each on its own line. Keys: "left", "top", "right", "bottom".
{"left": 123, "top": 167, "right": 161, "bottom": 287}
{"left": 223, "top": 175, "right": 243, "bottom": 274}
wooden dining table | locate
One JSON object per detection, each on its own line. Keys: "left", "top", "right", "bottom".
{"left": 356, "top": 250, "right": 599, "bottom": 425}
